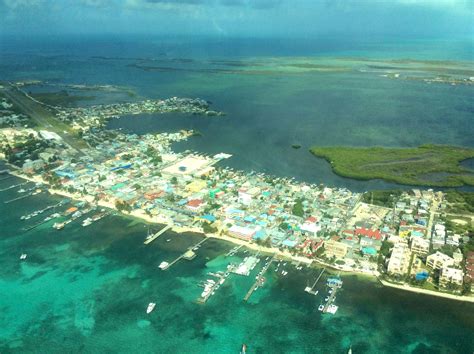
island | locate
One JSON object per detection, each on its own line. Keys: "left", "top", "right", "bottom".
{"left": 310, "top": 145, "right": 474, "bottom": 187}
{"left": 1, "top": 81, "right": 473, "bottom": 303}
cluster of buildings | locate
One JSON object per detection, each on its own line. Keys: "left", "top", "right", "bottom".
{"left": 55, "top": 97, "right": 225, "bottom": 130}
{"left": 0, "top": 96, "right": 30, "bottom": 128}
{"left": 1, "top": 92, "right": 472, "bottom": 297}
{"left": 384, "top": 190, "right": 469, "bottom": 292}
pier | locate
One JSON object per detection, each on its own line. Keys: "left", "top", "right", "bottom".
{"left": 243, "top": 255, "right": 276, "bottom": 302}
{"left": 304, "top": 268, "right": 325, "bottom": 295}
{"left": 4, "top": 190, "right": 40, "bottom": 204}
{"left": 197, "top": 273, "right": 226, "bottom": 304}
{"left": 226, "top": 245, "right": 243, "bottom": 257}
{"left": 321, "top": 278, "right": 343, "bottom": 314}
{"left": 144, "top": 224, "right": 173, "bottom": 245}
{"left": 0, "top": 181, "right": 28, "bottom": 192}
{"left": 23, "top": 213, "right": 60, "bottom": 231}
{"left": 161, "top": 237, "right": 208, "bottom": 270}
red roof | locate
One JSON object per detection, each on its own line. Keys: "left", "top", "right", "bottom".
{"left": 187, "top": 199, "right": 203, "bottom": 208}
{"left": 305, "top": 216, "right": 317, "bottom": 223}
{"left": 355, "top": 227, "right": 382, "bottom": 240}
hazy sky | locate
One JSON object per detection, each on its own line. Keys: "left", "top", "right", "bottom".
{"left": 0, "top": 0, "right": 473, "bottom": 38}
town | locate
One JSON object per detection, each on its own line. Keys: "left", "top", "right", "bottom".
{"left": 0, "top": 83, "right": 473, "bottom": 302}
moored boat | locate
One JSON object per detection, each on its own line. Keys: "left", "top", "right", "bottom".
{"left": 146, "top": 302, "right": 156, "bottom": 314}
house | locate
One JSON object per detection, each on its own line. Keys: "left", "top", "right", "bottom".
{"left": 387, "top": 243, "right": 411, "bottom": 276}
{"left": 439, "top": 267, "right": 463, "bottom": 288}
{"left": 354, "top": 227, "right": 382, "bottom": 241}
{"left": 426, "top": 251, "right": 454, "bottom": 270}
{"left": 186, "top": 199, "right": 205, "bottom": 212}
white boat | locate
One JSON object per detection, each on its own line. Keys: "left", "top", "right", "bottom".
{"left": 146, "top": 302, "right": 156, "bottom": 314}
{"left": 318, "top": 305, "right": 324, "bottom": 311}
{"left": 82, "top": 218, "right": 92, "bottom": 227}
{"left": 158, "top": 261, "right": 169, "bottom": 270}
{"left": 20, "top": 253, "right": 27, "bottom": 260}
{"left": 327, "top": 305, "right": 338, "bottom": 314}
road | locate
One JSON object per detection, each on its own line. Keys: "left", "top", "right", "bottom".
{"left": 1, "top": 84, "right": 86, "bottom": 155}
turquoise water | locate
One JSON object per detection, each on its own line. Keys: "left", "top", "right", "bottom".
{"left": 1, "top": 175, "right": 473, "bottom": 353}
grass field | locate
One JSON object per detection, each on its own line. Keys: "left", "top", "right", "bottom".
{"left": 310, "top": 144, "right": 474, "bottom": 187}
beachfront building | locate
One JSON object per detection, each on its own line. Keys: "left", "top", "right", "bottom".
{"left": 387, "top": 243, "right": 411, "bottom": 276}
{"left": 227, "top": 224, "right": 257, "bottom": 241}
{"left": 426, "top": 251, "right": 454, "bottom": 270}
{"left": 410, "top": 237, "right": 430, "bottom": 256}
{"left": 439, "top": 267, "right": 463, "bottom": 288}
{"left": 324, "top": 239, "right": 348, "bottom": 259}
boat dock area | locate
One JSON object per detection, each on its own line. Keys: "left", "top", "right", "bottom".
{"left": 320, "top": 277, "right": 343, "bottom": 314}
{"left": 197, "top": 271, "right": 228, "bottom": 304}
{"left": 144, "top": 224, "right": 173, "bottom": 245}
{"left": 0, "top": 181, "right": 28, "bottom": 192}
{"left": 160, "top": 237, "right": 208, "bottom": 270}
{"left": 243, "top": 255, "right": 276, "bottom": 301}
{"left": 4, "top": 188, "right": 42, "bottom": 204}
{"left": 232, "top": 256, "right": 260, "bottom": 276}
{"left": 304, "top": 268, "right": 325, "bottom": 295}
{"left": 226, "top": 245, "right": 243, "bottom": 257}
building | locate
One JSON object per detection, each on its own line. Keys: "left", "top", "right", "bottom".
{"left": 324, "top": 239, "right": 348, "bottom": 259}
{"left": 410, "top": 237, "right": 430, "bottom": 256}
{"left": 186, "top": 199, "right": 205, "bottom": 212}
{"left": 228, "top": 225, "right": 257, "bottom": 241}
{"left": 439, "top": 267, "right": 463, "bottom": 288}
{"left": 387, "top": 243, "right": 411, "bottom": 276}
{"left": 426, "top": 251, "right": 454, "bottom": 270}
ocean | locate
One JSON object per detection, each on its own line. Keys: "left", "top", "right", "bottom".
{"left": 0, "top": 36, "right": 473, "bottom": 353}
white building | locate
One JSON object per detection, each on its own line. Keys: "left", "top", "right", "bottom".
{"left": 387, "top": 243, "right": 411, "bottom": 275}
{"left": 426, "top": 251, "right": 454, "bottom": 270}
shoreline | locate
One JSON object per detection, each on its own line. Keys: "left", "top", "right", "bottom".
{"left": 7, "top": 170, "right": 474, "bottom": 303}
{"left": 378, "top": 278, "right": 474, "bottom": 303}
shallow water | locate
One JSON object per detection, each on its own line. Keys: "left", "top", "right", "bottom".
{"left": 0, "top": 176, "right": 473, "bottom": 353}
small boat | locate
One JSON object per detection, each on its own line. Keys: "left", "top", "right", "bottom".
{"left": 240, "top": 344, "right": 247, "bottom": 354}
{"left": 166, "top": 239, "right": 171, "bottom": 242}
{"left": 348, "top": 345, "right": 352, "bottom": 354}
{"left": 20, "top": 253, "right": 27, "bottom": 260}
{"left": 146, "top": 302, "right": 156, "bottom": 314}
{"left": 318, "top": 305, "right": 324, "bottom": 311}
{"left": 82, "top": 218, "right": 92, "bottom": 227}
{"left": 158, "top": 261, "right": 169, "bottom": 270}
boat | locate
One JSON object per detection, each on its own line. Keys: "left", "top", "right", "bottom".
{"left": 326, "top": 304, "right": 338, "bottom": 314}
{"left": 158, "top": 261, "right": 169, "bottom": 270}
{"left": 82, "top": 218, "right": 92, "bottom": 227}
{"left": 146, "top": 302, "right": 156, "bottom": 314}
{"left": 53, "top": 222, "right": 65, "bottom": 230}
{"left": 240, "top": 344, "right": 247, "bottom": 354}
{"left": 348, "top": 345, "right": 352, "bottom": 354}
{"left": 20, "top": 253, "right": 27, "bottom": 260}
{"left": 318, "top": 305, "right": 324, "bottom": 311}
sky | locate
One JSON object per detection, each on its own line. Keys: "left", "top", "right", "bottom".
{"left": 0, "top": 0, "right": 473, "bottom": 39}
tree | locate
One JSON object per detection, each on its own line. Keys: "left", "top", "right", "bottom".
{"left": 170, "top": 176, "right": 178, "bottom": 185}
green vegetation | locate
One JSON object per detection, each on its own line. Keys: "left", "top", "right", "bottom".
{"left": 310, "top": 144, "right": 474, "bottom": 187}
{"left": 362, "top": 190, "right": 402, "bottom": 207}
{"left": 201, "top": 222, "right": 217, "bottom": 234}
{"left": 292, "top": 198, "right": 305, "bottom": 217}
{"left": 291, "top": 144, "right": 301, "bottom": 149}
{"left": 444, "top": 190, "right": 474, "bottom": 214}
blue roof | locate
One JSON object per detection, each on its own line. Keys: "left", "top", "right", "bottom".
{"left": 253, "top": 230, "right": 267, "bottom": 240}
{"left": 111, "top": 163, "right": 132, "bottom": 171}
{"left": 201, "top": 214, "right": 216, "bottom": 222}
{"left": 282, "top": 239, "right": 298, "bottom": 247}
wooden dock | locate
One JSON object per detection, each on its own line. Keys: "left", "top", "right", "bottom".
{"left": 304, "top": 268, "right": 325, "bottom": 295}
{"left": 243, "top": 255, "right": 276, "bottom": 302}
{"left": 143, "top": 224, "right": 172, "bottom": 245}
{"left": 161, "top": 237, "right": 208, "bottom": 270}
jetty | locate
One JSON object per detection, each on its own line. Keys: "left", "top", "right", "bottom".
{"left": 144, "top": 224, "right": 173, "bottom": 245}
{"left": 197, "top": 272, "right": 227, "bottom": 304}
{"left": 226, "top": 245, "right": 243, "bottom": 257}
{"left": 0, "top": 181, "right": 28, "bottom": 192}
{"left": 160, "top": 237, "right": 208, "bottom": 270}
{"left": 321, "top": 277, "right": 343, "bottom": 314}
{"left": 4, "top": 190, "right": 40, "bottom": 204}
{"left": 23, "top": 212, "right": 61, "bottom": 231}
{"left": 304, "top": 268, "right": 325, "bottom": 295}
{"left": 243, "top": 255, "right": 276, "bottom": 301}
